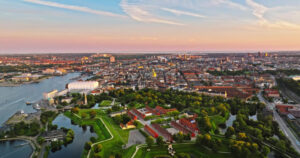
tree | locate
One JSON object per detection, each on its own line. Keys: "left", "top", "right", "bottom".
{"left": 156, "top": 136, "right": 164, "bottom": 146}
{"left": 146, "top": 136, "right": 154, "bottom": 148}
{"left": 237, "top": 132, "right": 247, "bottom": 141}
{"left": 90, "top": 137, "right": 97, "bottom": 143}
{"left": 173, "top": 132, "right": 184, "bottom": 143}
{"left": 204, "top": 133, "right": 211, "bottom": 142}
{"left": 225, "top": 126, "right": 235, "bottom": 138}
{"left": 84, "top": 141, "right": 92, "bottom": 150}
{"left": 121, "top": 114, "right": 131, "bottom": 124}
{"left": 262, "top": 146, "right": 270, "bottom": 157}
{"left": 37, "top": 136, "right": 45, "bottom": 145}
{"left": 113, "top": 115, "right": 122, "bottom": 124}
{"left": 94, "top": 144, "right": 103, "bottom": 153}
{"left": 133, "top": 120, "right": 139, "bottom": 127}
{"left": 112, "top": 105, "right": 121, "bottom": 111}
{"left": 81, "top": 112, "right": 88, "bottom": 119}
{"left": 90, "top": 110, "right": 97, "bottom": 118}
{"left": 71, "top": 107, "right": 79, "bottom": 114}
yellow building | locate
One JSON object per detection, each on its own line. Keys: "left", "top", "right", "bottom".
{"left": 120, "top": 120, "right": 136, "bottom": 130}
{"left": 152, "top": 69, "right": 157, "bottom": 78}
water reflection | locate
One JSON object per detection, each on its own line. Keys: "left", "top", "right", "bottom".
{"left": 48, "top": 114, "right": 97, "bottom": 158}
{"left": 0, "top": 140, "right": 33, "bottom": 158}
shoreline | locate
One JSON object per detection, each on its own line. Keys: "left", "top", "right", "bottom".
{"left": 0, "top": 137, "right": 37, "bottom": 158}
{"left": 0, "top": 76, "right": 52, "bottom": 87}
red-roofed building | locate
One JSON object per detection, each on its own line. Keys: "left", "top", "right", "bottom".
{"left": 171, "top": 121, "right": 196, "bottom": 137}
{"left": 264, "top": 89, "right": 280, "bottom": 98}
{"left": 131, "top": 108, "right": 146, "bottom": 119}
{"left": 276, "top": 104, "right": 300, "bottom": 117}
{"left": 276, "top": 104, "right": 294, "bottom": 115}
{"left": 145, "top": 106, "right": 177, "bottom": 116}
{"left": 179, "top": 118, "right": 199, "bottom": 133}
{"left": 128, "top": 111, "right": 137, "bottom": 120}
{"left": 152, "top": 123, "right": 173, "bottom": 142}
{"left": 144, "top": 125, "right": 159, "bottom": 138}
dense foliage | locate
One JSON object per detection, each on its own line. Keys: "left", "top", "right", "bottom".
{"left": 8, "top": 121, "right": 40, "bottom": 136}
{"left": 277, "top": 78, "right": 300, "bottom": 96}
{"left": 40, "top": 111, "right": 57, "bottom": 124}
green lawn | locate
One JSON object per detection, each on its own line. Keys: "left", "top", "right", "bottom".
{"left": 134, "top": 103, "right": 145, "bottom": 109}
{"left": 65, "top": 109, "right": 138, "bottom": 158}
{"left": 78, "top": 109, "right": 105, "bottom": 117}
{"left": 65, "top": 107, "right": 232, "bottom": 158}
{"left": 64, "top": 111, "right": 111, "bottom": 157}
{"left": 90, "top": 116, "right": 135, "bottom": 158}
{"left": 209, "top": 112, "right": 229, "bottom": 126}
{"left": 99, "top": 100, "right": 112, "bottom": 107}
{"left": 134, "top": 144, "right": 232, "bottom": 158}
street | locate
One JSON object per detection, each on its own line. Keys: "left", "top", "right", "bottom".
{"left": 258, "top": 92, "right": 300, "bottom": 153}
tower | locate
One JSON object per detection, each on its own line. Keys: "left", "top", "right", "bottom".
{"left": 152, "top": 69, "right": 157, "bottom": 78}
{"left": 84, "top": 93, "right": 88, "bottom": 105}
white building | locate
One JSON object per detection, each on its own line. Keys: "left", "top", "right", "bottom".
{"left": 43, "top": 89, "right": 58, "bottom": 100}
{"left": 67, "top": 81, "right": 99, "bottom": 90}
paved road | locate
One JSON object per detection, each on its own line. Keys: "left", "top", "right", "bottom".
{"left": 126, "top": 129, "right": 145, "bottom": 148}
{"left": 258, "top": 92, "right": 300, "bottom": 153}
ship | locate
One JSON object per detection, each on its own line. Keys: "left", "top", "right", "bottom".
{"left": 26, "top": 102, "right": 32, "bottom": 105}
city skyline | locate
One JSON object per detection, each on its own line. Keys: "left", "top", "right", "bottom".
{"left": 1, "top": 0, "right": 300, "bottom": 54}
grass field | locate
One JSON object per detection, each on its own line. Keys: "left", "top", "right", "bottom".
{"left": 209, "top": 111, "right": 229, "bottom": 126}
{"left": 99, "top": 100, "right": 112, "bottom": 107}
{"left": 134, "top": 144, "right": 232, "bottom": 158}
{"left": 89, "top": 115, "right": 139, "bottom": 158}
{"left": 65, "top": 108, "right": 232, "bottom": 158}
{"left": 65, "top": 109, "right": 138, "bottom": 158}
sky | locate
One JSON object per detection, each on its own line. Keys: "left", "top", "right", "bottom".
{"left": 1, "top": 0, "right": 300, "bottom": 54}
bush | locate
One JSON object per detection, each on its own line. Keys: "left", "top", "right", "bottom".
{"left": 90, "top": 137, "right": 97, "bottom": 143}
{"left": 94, "top": 144, "right": 103, "bottom": 153}
{"left": 37, "top": 136, "right": 45, "bottom": 145}
{"left": 84, "top": 141, "right": 92, "bottom": 150}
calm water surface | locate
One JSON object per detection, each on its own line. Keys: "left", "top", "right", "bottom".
{"left": 0, "top": 140, "right": 33, "bottom": 158}
{"left": 0, "top": 73, "right": 80, "bottom": 125}
{"left": 0, "top": 73, "right": 81, "bottom": 158}
{"left": 48, "top": 114, "right": 97, "bottom": 158}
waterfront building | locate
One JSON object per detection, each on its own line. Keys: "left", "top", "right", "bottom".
{"left": 67, "top": 81, "right": 99, "bottom": 90}
{"left": 43, "top": 89, "right": 58, "bottom": 100}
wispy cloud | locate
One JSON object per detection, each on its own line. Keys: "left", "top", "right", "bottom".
{"left": 161, "top": 8, "right": 205, "bottom": 18}
{"left": 246, "top": 0, "right": 300, "bottom": 30}
{"left": 212, "top": 0, "right": 247, "bottom": 10}
{"left": 245, "top": 0, "right": 267, "bottom": 20}
{"left": 120, "top": 0, "right": 184, "bottom": 26}
{"left": 23, "top": 0, "right": 126, "bottom": 18}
